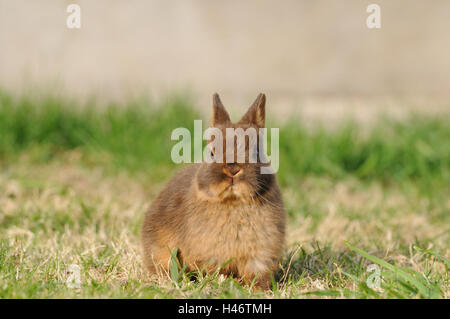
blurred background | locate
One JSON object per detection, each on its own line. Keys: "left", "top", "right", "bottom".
{"left": 0, "top": 1, "right": 449, "bottom": 299}
{"left": 1, "top": 0, "right": 449, "bottom": 123}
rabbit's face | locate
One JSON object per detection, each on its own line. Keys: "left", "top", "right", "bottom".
{"left": 196, "top": 93, "right": 273, "bottom": 203}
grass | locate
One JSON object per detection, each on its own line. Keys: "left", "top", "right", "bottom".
{"left": 0, "top": 90, "right": 448, "bottom": 298}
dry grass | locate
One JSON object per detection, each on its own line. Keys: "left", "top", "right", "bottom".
{"left": 0, "top": 92, "right": 448, "bottom": 298}
{"left": 1, "top": 155, "right": 448, "bottom": 298}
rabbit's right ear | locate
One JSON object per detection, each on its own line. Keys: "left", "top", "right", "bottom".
{"left": 211, "top": 93, "right": 231, "bottom": 126}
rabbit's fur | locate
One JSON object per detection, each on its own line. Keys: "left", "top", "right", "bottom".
{"left": 141, "top": 93, "right": 286, "bottom": 289}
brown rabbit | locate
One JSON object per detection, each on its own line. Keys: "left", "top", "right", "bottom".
{"left": 141, "top": 93, "right": 286, "bottom": 289}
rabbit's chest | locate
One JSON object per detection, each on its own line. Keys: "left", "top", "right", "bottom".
{"left": 186, "top": 205, "right": 279, "bottom": 260}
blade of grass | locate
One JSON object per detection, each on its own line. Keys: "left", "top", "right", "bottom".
{"left": 414, "top": 246, "right": 450, "bottom": 268}
{"left": 345, "top": 241, "right": 441, "bottom": 298}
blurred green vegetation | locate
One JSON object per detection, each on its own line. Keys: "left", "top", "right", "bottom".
{"left": 0, "top": 89, "right": 449, "bottom": 299}
{"left": 0, "top": 90, "right": 449, "bottom": 187}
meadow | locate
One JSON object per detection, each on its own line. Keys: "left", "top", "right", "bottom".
{"left": 0, "top": 90, "right": 448, "bottom": 298}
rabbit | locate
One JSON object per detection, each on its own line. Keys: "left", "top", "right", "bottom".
{"left": 141, "top": 93, "right": 286, "bottom": 290}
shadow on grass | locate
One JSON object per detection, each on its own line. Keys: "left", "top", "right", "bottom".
{"left": 276, "top": 241, "right": 364, "bottom": 285}
{"left": 275, "top": 241, "right": 448, "bottom": 298}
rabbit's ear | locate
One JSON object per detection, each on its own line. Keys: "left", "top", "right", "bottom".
{"left": 239, "top": 93, "right": 266, "bottom": 128}
{"left": 211, "top": 93, "right": 231, "bottom": 126}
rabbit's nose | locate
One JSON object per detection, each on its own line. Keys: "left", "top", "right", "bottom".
{"left": 224, "top": 164, "right": 242, "bottom": 177}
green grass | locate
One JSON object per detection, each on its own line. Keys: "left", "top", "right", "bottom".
{"left": 0, "top": 91, "right": 201, "bottom": 180}
{"left": 279, "top": 116, "right": 449, "bottom": 185}
{"left": 0, "top": 90, "right": 448, "bottom": 298}
{"left": 1, "top": 90, "right": 448, "bottom": 184}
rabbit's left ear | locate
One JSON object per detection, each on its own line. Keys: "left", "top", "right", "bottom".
{"left": 211, "top": 93, "right": 231, "bottom": 126}
{"left": 239, "top": 93, "right": 266, "bottom": 128}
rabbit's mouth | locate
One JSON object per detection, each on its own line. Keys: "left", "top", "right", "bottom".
{"left": 196, "top": 170, "right": 252, "bottom": 203}
{"left": 219, "top": 184, "right": 235, "bottom": 197}
{"left": 218, "top": 180, "right": 250, "bottom": 201}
